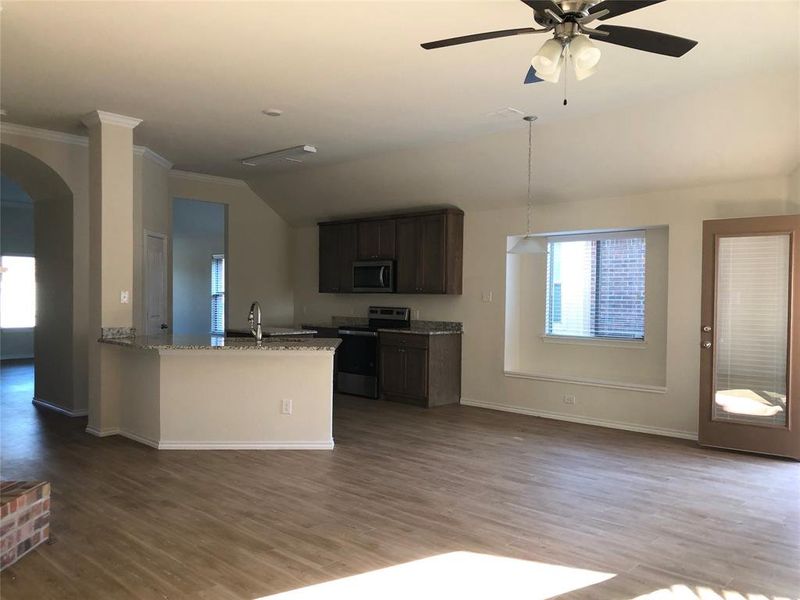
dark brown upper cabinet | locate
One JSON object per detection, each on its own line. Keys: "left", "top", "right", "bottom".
{"left": 357, "top": 219, "right": 396, "bottom": 260}
{"left": 396, "top": 211, "right": 462, "bottom": 294}
{"left": 318, "top": 208, "right": 463, "bottom": 295}
{"left": 318, "top": 222, "right": 357, "bottom": 293}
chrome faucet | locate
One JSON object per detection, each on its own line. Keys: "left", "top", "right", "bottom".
{"left": 248, "top": 301, "right": 263, "bottom": 343}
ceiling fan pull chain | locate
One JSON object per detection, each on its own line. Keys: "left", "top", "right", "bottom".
{"left": 563, "top": 49, "right": 569, "bottom": 106}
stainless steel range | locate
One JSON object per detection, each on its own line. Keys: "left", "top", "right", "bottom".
{"left": 337, "top": 306, "right": 410, "bottom": 398}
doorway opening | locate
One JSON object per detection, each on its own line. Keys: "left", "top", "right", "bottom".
{"left": 171, "top": 198, "right": 227, "bottom": 336}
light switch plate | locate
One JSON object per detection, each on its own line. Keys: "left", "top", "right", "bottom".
{"left": 120, "top": 290, "right": 130, "bottom": 304}
{"left": 482, "top": 291, "right": 493, "bottom": 303}
{"left": 281, "top": 398, "right": 293, "bottom": 415}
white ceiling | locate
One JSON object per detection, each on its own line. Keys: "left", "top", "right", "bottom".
{"left": 1, "top": 1, "right": 798, "bottom": 223}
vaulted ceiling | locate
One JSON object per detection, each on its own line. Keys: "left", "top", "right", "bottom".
{"left": 2, "top": 1, "right": 798, "bottom": 223}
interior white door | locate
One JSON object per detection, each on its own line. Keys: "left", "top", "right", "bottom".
{"left": 144, "top": 232, "right": 168, "bottom": 336}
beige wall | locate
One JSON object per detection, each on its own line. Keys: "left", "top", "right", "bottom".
{"left": 0, "top": 132, "right": 89, "bottom": 414}
{"left": 292, "top": 174, "right": 797, "bottom": 438}
{"left": 105, "top": 345, "right": 335, "bottom": 448}
{"left": 168, "top": 172, "right": 294, "bottom": 330}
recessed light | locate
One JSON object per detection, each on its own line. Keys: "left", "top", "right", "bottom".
{"left": 262, "top": 109, "right": 283, "bottom": 117}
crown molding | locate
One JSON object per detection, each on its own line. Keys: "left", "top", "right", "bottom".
{"left": 133, "top": 146, "right": 173, "bottom": 170}
{"left": 169, "top": 169, "right": 248, "bottom": 188}
{"left": 81, "top": 110, "right": 142, "bottom": 129}
{"left": 1, "top": 121, "right": 173, "bottom": 169}
{"left": 1, "top": 122, "right": 88, "bottom": 146}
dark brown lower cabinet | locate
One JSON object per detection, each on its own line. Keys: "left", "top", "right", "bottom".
{"left": 379, "top": 332, "right": 461, "bottom": 407}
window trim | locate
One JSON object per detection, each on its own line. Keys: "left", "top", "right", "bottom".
{"left": 540, "top": 333, "right": 648, "bottom": 349}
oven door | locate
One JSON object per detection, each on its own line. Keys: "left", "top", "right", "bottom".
{"left": 337, "top": 329, "right": 379, "bottom": 398}
{"left": 352, "top": 261, "right": 394, "bottom": 293}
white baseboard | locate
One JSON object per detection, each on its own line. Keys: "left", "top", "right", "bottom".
{"left": 85, "top": 425, "right": 120, "bottom": 437}
{"left": 155, "top": 439, "right": 335, "bottom": 450}
{"left": 32, "top": 397, "right": 88, "bottom": 417}
{"left": 460, "top": 398, "right": 697, "bottom": 441}
{"left": 85, "top": 427, "right": 334, "bottom": 450}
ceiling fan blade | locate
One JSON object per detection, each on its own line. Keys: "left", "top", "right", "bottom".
{"left": 589, "top": 24, "right": 698, "bottom": 57}
{"left": 588, "top": 0, "right": 667, "bottom": 21}
{"left": 524, "top": 66, "right": 544, "bottom": 84}
{"left": 421, "top": 27, "right": 538, "bottom": 49}
{"left": 519, "top": 0, "right": 564, "bottom": 16}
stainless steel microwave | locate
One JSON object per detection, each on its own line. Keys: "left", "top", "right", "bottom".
{"left": 353, "top": 260, "right": 394, "bottom": 293}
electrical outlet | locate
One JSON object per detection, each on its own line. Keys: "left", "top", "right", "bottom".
{"left": 563, "top": 394, "right": 576, "bottom": 405}
{"left": 281, "top": 399, "right": 293, "bottom": 415}
{"left": 412, "top": 309, "right": 420, "bottom": 320}
{"left": 120, "top": 290, "right": 129, "bottom": 304}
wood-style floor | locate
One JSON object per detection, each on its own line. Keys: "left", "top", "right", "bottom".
{"left": 1, "top": 361, "right": 798, "bottom": 599}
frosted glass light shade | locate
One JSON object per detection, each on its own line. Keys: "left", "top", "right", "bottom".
{"left": 573, "top": 61, "right": 597, "bottom": 80}
{"left": 509, "top": 235, "right": 547, "bottom": 254}
{"left": 569, "top": 35, "right": 601, "bottom": 70}
{"left": 534, "top": 62, "right": 561, "bottom": 83}
{"left": 532, "top": 39, "right": 563, "bottom": 74}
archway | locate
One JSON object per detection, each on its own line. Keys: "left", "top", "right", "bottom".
{"left": 1, "top": 144, "right": 76, "bottom": 415}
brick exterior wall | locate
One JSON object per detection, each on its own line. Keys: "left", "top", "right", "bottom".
{"left": 0, "top": 481, "right": 51, "bottom": 570}
{"left": 594, "top": 237, "right": 646, "bottom": 338}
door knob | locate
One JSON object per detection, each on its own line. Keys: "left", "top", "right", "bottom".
{"left": 702, "top": 341, "right": 712, "bottom": 349}
{"left": 702, "top": 325, "right": 712, "bottom": 332}
{"left": 161, "top": 323, "right": 168, "bottom": 329}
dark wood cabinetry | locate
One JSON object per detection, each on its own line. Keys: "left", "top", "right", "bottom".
{"left": 319, "top": 208, "right": 463, "bottom": 295}
{"left": 357, "top": 219, "right": 396, "bottom": 260}
{"left": 379, "top": 332, "right": 461, "bottom": 407}
{"left": 318, "top": 223, "right": 357, "bottom": 293}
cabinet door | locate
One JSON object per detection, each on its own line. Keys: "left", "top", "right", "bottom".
{"left": 357, "top": 221, "right": 380, "bottom": 259}
{"left": 379, "top": 344, "right": 406, "bottom": 396}
{"left": 318, "top": 224, "right": 340, "bottom": 293}
{"left": 419, "top": 214, "right": 446, "bottom": 294}
{"left": 338, "top": 223, "right": 358, "bottom": 293}
{"left": 403, "top": 347, "right": 429, "bottom": 400}
{"left": 376, "top": 219, "right": 396, "bottom": 258}
{"left": 395, "top": 218, "right": 419, "bottom": 293}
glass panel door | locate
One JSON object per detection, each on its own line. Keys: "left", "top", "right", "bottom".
{"left": 713, "top": 235, "right": 790, "bottom": 427}
{"left": 699, "top": 215, "right": 799, "bottom": 460}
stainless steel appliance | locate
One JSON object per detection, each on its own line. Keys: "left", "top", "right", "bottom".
{"left": 337, "top": 306, "right": 410, "bottom": 398}
{"left": 352, "top": 260, "right": 394, "bottom": 293}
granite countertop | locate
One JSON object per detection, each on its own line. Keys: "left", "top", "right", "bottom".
{"left": 226, "top": 327, "right": 316, "bottom": 337}
{"left": 300, "top": 318, "right": 463, "bottom": 336}
{"left": 99, "top": 334, "right": 340, "bottom": 352}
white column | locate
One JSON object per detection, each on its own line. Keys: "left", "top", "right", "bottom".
{"left": 83, "top": 110, "right": 142, "bottom": 435}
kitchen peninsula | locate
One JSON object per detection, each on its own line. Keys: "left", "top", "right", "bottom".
{"left": 93, "top": 331, "right": 340, "bottom": 450}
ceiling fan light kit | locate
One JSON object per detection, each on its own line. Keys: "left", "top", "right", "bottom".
{"left": 422, "top": 0, "right": 698, "bottom": 94}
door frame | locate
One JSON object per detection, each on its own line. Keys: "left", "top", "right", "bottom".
{"left": 698, "top": 215, "right": 800, "bottom": 459}
{"left": 143, "top": 229, "right": 169, "bottom": 336}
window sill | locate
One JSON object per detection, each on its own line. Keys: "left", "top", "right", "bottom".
{"left": 1, "top": 327, "right": 35, "bottom": 332}
{"left": 504, "top": 370, "right": 666, "bottom": 394}
{"left": 541, "top": 334, "right": 647, "bottom": 349}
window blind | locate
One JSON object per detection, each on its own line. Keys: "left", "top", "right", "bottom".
{"left": 713, "top": 234, "right": 789, "bottom": 426}
{"left": 211, "top": 254, "right": 225, "bottom": 335}
{"left": 545, "top": 231, "right": 645, "bottom": 340}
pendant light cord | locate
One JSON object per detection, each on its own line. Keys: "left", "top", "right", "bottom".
{"left": 527, "top": 118, "right": 533, "bottom": 236}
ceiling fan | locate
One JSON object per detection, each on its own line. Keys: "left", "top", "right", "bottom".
{"left": 421, "top": 0, "right": 698, "bottom": 84}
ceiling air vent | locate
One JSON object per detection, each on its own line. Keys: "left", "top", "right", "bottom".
{"left": 241, "top": 145, "right": 317, "bottom": 167}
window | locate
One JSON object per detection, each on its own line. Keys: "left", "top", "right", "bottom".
{"left": 210, "top": 254, "right": 225, "bottom": 335}
{"left": 0, "top": 256, "right": 36, "bottom": 328}
{"left": 545, "top": 231, "right": 645, "bottom": 340}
